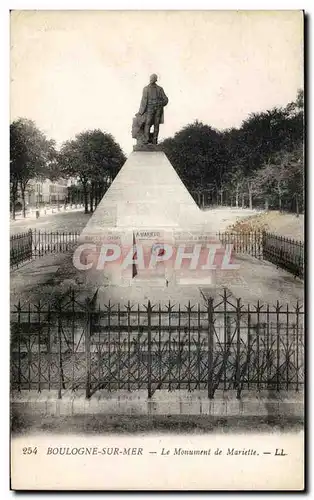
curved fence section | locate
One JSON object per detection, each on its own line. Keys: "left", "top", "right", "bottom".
{"left": 262, "top": 232, "right": 304, "bottom": 278}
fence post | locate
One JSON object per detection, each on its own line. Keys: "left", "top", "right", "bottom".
{"left": 127, "top": 301, "right": 131, "bottom": 392}
{"left": 38, "top": 303, "right": 41, "bottom": 393}
{"left": 247, "top": 304, "right": 251, "bottom": 390}
{"left": 85, "top": 300, "right": 92, "bottom": 399}
{"left": 47, "top": 303, "right": 51, "bottom": 391}
{"left": 117, "top": 303, "right": 121, "bottom": 390}
{"left": 57, "top": 303, "right": 62, "bottom": 399}
{"left": 187, "top": 301, "right": 191, "bottom": 392}
{"left": 276, "top": 301, "right": 281, "bottom": 392}
{"left": 260, "top": 231, "right": 264, "bottom": 260}
{"left": 256, "top": 301, "right": 261, "bottom": 392}
{"left": 108, "top": 302, "right": 111, "bottom": 392}
{"left": 36, "top": 229, "right": 40, "bottom": 257}
{"left": 236, "top": 298, "right": 241, "bottom": 399}
{"left": 197, "top": 304, "right": 201, "bottom": 390}
{"left": 147, "top": 301, "right": 152, "bottom": 399}
{"left": 223, "top": 289, "right": 227, "bottom": 390}
{"left": 29, "top": 229, "right": 33, "bottom": 259}
{"left": 17, "top": 301, "right": 21, "bottom": 392}
{"left": 266, "top": 304, "right": 270, "bottom": 386}
{"left": 207, "top": 298, "right": 214, "bottom": 399}
{"left": 295, "top": 303, "right": 300, "bottom": 392}
{"left": 261, "top": 230, "right": 266, "bottom": 260}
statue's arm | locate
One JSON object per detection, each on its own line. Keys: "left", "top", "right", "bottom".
{"left": 138, "top": 87, "right": 148, "bottom": 115}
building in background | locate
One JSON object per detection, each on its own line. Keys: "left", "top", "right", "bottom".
{"left": 12, "top": 178, "right": 85, "bottom": 213}
{"left": 24, "top": 179, "right": 68, "bottom": 207}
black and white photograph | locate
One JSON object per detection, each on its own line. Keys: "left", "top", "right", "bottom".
{"left": 9, "top": 9, "right": 304, "bottom": 490}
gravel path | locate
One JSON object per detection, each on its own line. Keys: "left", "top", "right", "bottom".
{"left": 202, "top": 207, "right": 262, "bottom": 233}
{"left": 10, "top": 208, "right": 91, "bottom": 236}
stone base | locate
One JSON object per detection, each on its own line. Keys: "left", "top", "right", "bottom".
{"left": 11, "top": 389, "right": 304, "bottom": 418}
{"left": 79, "top": 151, "right": 202, "bottom": 232}
{"left": 133, "top": 143, "right": 160, "bottom": 152}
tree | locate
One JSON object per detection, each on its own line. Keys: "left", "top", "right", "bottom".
{"left": 285, "top": 89, "right": 304, "bottom": 119}
{"left": 252, "top": 143, "right": 303, "bottom": 212}
{"left": 159, "top": 121, "right": 229, "bottom": 201}
{"left": 227, "top": 170, "right": 245, "bottom": 208}
{"left": 38, "top": 143, "right": 60, "bottom": 182}
{"left": 217, "top": 90, "right": 304, "bottom": 212}
{"left": 10, "top": 170, "right": 19, "bottom": 220}
{"left": 59, "top": 130, "right": 126, "bottom": 213}
{"left": 10, "top": 119, "right": 56, "bottom": 218}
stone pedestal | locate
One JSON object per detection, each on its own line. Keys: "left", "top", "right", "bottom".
{"left": 79, "top": 151, "right": 202, "bottom": 233}
{"left": 133, "top": 143, "right": 159, "bottom": 152}
{"left": 77, "top": 151, "right": 213, "bottom": 293}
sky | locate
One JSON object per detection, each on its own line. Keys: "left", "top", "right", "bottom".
{"left": 10, "top": 10, "right": 303, "bottom": 155}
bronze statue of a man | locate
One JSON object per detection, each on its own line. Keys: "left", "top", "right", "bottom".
{"left": 133, "top": 74, "right": 168, "bottom": 145}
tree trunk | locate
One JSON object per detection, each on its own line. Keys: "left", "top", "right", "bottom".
{"left": 265, "top": 197, "right": 269, "bottom": 211}
{"left": 83, "top": 183, "right": 88, "bottom": 213}
{"left": 241, "top": 192, "right": 245, "bottom": 209}
{"left": 220, "top": 190, "right": 223, "bottom": 206}
{"left": 11, "top": 181, "right": 18, "bottom": 220}
{"left": 19, "top": 181, "right": 26, "bottom": 218}
{"left": 248, "top": 183, "right": 253, "bottom": 210}
{"left": 249, "top": 193, "right": 253, "bottom": 210}
{"left": 201, "top": 193, "right": 205, "bottom": 208}
{"left": 95, "top": 185, "right": 100, "bottom": 208}
{"left": 277, "top": 181, "right": 282, "bottom": 212}
{"left": 235, "top": 183, "right": 239, "bottom": 208}
{"left": 100, "top": 182, "right": 105, "bottom": 201}
{"left": 296, "top": 194, "right": 299, "bottom": 218}
{"left": 90, "top": 184, "right": 94, "bottom": 213}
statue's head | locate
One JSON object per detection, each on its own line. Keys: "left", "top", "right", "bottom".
{"left": 149, "top": 73, "right": 158, "bottom": 84}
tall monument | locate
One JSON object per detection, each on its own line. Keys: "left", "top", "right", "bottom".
{"left": 132, "top": 74, "right": 168, "bottom": 148}
{"left": 78, "top": 74, "right": 215, "bottom": 299}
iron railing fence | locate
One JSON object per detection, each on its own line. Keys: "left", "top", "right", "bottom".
{"left": 10, "top": 230, "right": 265, "bottom": 265}
{"left": 10, "top": 229, "right": 304, "bottom": 278}
{"left": 216, "top": 231, "right": 264, "bottom": 259}
{"left": 31, "top": 229, "right": 80, "bottom": 257}
{"left": 262, "top": 232, "right": 304, "bottom": 278}
{"left": 10, "top": 230, "right": 33, "bottom": 268}
{"left": 10, "top": 290, "right": 304, "bottom": 399}
{"left": 10, "top": 229, "right": 80, "bottom": 267}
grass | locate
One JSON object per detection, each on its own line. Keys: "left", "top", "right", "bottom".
{"left": 227, "top": 211, "right": 304, "bottom": 241}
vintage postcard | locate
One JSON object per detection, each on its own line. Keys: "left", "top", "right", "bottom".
{"left": 10, "top": 10, "right": 304, "bottom": 490}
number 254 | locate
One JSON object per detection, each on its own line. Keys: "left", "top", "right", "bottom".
{"left": 22, "top": 447, "right": 37, "bottom": 455}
